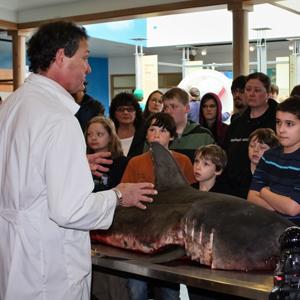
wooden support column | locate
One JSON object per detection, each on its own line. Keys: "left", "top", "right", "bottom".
{"left": 8, "top": 30, "right": 27, "bottom": 90}
{"left": 228, "top": 2, "right": 253, "bottom": 78}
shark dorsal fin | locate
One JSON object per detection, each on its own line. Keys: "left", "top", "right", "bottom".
{"left": 150, "top": 142, "right": 189, "bottom": 191}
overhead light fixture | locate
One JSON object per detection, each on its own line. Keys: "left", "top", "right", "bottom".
{"left": 201, "top": 49, "right": 207, "bottom": 56}
{"left": 249, "top": 45, "right": 255, "bottom": 52}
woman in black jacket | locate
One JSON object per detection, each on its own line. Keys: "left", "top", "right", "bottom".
{"left": 222, "top": 72, "right": 278, "bottom": 198}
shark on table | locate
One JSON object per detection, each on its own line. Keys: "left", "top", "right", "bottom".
{"left": 91, "top": 142, "right": 293, "bottom": 271}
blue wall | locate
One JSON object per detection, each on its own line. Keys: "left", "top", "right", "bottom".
{"left": 86, "top": 57, "right": 110, "bottom": 115}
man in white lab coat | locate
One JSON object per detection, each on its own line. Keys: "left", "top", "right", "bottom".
{"left": 0, "top": 21, "right": 156, "bottom": 300}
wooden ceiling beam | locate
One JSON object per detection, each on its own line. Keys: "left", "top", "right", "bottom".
{"left": 16, "top": 0, "right": 270, "bottom": 30}
{"left": 0, "top": 19, "right": 17, "bottom": 30}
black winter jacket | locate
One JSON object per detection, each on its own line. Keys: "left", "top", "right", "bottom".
{"left": 221, "top": 98, "right": 277, "bottom": 198}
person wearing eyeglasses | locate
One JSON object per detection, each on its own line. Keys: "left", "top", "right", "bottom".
{"left": 199, "top": 92, "right": 228, "bottom": 148}
{"left": 222, "top": 72, "right": 278, "bottom": 198}
{"left": 109, "top": 92, "right": 145, "bottom": 158}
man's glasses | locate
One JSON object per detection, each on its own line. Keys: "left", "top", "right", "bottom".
{"left": 116, "top": 106, "right": 136, "bottom": 113}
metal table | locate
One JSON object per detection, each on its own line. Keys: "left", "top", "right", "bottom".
{"left": 92, "top": 244, "right": 274, "bottom": 300}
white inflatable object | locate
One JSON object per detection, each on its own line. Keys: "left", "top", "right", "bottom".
{"left": 178, "top": 69, "right": 233, "bottom": 117}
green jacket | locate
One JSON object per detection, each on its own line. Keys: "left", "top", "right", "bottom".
{"left": 169, "top": 121, "right": 215, "bottom": 162}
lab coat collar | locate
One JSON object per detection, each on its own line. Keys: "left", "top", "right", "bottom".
{"left": 25, "top": 73, "right": 80, "bottom": 115}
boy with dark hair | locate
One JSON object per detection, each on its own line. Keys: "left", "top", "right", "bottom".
{"left": 234, "top": 128, "right": 280, "bottom": 199}
{"left": 248, "top": 96, "right": 300, "bottom": 225}
{"left": 248, "top": 128, "right": 280, "bottom": 174}
{"left": 163, "top": 87, "right": 215, "bottom": 162}
{"left": 122, "top": 111, "right": 195, "bottom": 300}
{"left": 122, "top": 112, "right": 195, "bottom": 184}
{"left": 192, "top": 144, "right": 227, "bottom": 192}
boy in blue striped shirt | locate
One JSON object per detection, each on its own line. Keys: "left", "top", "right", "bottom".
{"left": 248, "top": 96, "right": 300, "bottom": 225}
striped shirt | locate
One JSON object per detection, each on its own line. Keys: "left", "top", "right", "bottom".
{"left": 250, "top": 146, "right": 300, "bottom": 222}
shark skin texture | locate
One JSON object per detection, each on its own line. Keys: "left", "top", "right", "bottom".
{"left": 91, "top": 142, "right": 293, "bottom": 271}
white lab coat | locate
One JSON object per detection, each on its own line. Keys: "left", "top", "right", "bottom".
{"left": 0, "top": 74, "right": 117, "bottom": 300}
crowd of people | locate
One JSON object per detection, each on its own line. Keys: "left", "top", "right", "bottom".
{"left": 86, "top": 74, "right": 300, "bottom": 300}
{"left": 84, "top": 71, "right": 300, "bottom": 231}
{"left": 1, "top": 20, "right": 300, "bottom": 300}
{"left": 83, "top": 68, "right": 300, "bottom": 300}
